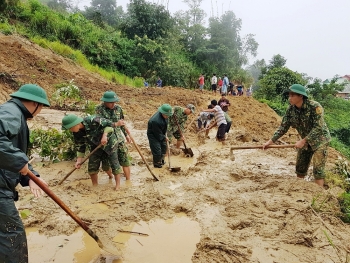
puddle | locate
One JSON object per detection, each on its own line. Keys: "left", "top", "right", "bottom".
{"left": 27, "top": 214, "right": 200, "bottom": 263}
{"left": 114, "top": 213, "right": 201, "bottom": 263}
{"left": 26, "top": 228, "right": 104, "bottom": 263}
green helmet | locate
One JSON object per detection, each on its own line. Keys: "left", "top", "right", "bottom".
{"left": 62, "top": 114, "right": 83, "bottom": 130}
{"left": 285, "top": 84, "right": 308, "bottom": 97}
{"left": 158, "top": 104, "right": 173, "bottom": 116}
{"left": 10, "top": 84, "right": 50, "bottom": 106}
{"left": 101, "top": 91, "right": 119, "bottom": 102}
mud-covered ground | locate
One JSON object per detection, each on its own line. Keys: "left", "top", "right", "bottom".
{"left": 1, "top": 33, "right": 350, "bottom": 263}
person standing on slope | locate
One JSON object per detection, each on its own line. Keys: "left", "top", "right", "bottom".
{"left": 263, "top": 84, "right": 331, "bottom": 187}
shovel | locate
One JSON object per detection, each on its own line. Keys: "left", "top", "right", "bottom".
{"left": 172, "top": 115, "right": 194, "bottom": 157}
{"left": 126, "top": 129, "right": 159, "bottom": 181}
{"left": 166, "top": 140, "right": 181, "bottom": 172}
{"left": 26, "top": 170, "right": 119, "bottom": 256}
{"left": 58, "top": 144, "right": 103, "bottom": 185}
{"left": 230, "top": 144, "right": 295, "bottom": 161}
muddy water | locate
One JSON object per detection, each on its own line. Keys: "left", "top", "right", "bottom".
{"left": 27, "top": 214, "right": 200, "bottom": 263}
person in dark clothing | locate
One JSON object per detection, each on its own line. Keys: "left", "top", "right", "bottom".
{"left": 0, "top": 84, "right": 50, "bottom": 263}
{"left": 147, "top": 104, "right": 173, "bottom": 168}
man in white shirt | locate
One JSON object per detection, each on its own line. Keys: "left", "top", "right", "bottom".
{"left": 202, "top": 100, "right": 227, "bottom": 143}
{"left": 211, "top": 74, "right": 218, "bottom": 94}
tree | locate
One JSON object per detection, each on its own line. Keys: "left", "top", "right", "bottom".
{"left": 255, "top": 67, "right": 306, "bottom": 100}
{"left": 198, "top": 11, "right": 257, "bottom": 75}
{"left": 47, "top": 0, "right": 72, "bottom": 12}
{"left": 308, "top": 77, "right": 345, "bottom": 101}
{"left": 260, "top": 54, "right": 287, "bottom": 79}
{"left": 119, "top": 0, "right": 174, "bottom": 40}
{"left": 83, "top": 0, "right": 122, "bottom": 27}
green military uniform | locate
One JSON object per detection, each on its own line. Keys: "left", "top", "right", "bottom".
{"left": 271, "top": 99, "right": 331, "bottom": 179}
{"left": 167, "top": 106, "right": 188, "bottom": 141}
{"left": 95, "top": 103, "right": 131, "bottom": 168}
{"left": 0, "top": 84, "right": 50, "bottom": 263}
{"left": 72, "top": 115, "right": 123, "bottom": 175}
{"left": 147, "top": 104, "right": 172, "bottom": 167}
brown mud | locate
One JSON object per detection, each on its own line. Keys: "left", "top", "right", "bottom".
{"left": 1, "top": 33, "right": 350, "bottom": 263}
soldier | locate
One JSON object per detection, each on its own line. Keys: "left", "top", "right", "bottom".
{"left": 167, "top": 104, "right": 195, "bottom": 148}
{"left": 0, "top": 84, "right": 50, "bottom": 263}
{"left": 61, "top": 114, "right": 124, "bottom": 190}
{"left": 147, "top": 104, "right": 173, "bottom": 168}
{"left": 95, "top": 91, "right": 131, "bottom": 181}
{"left": 263, "top": 84, "right": 331, "bottom": 187}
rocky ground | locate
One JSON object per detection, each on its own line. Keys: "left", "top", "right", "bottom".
{"left": 1, "top": 33, "right": 350, "bottom": 263}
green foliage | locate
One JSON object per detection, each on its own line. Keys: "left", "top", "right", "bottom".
{"left": 20, "top": 209, "right": 31, "bottom": 219}
{"left": 82, "top": 100, "right": 97, "bottom": 115}
{"left": 308, "top": 77, "right": 345, "bottom": 102}
{"left": 255, "top": 67, "right": 307, "bottom": 100}
{"left": 51, "top": 79, "right": 82, "bottom": 108}
{"left": 0, "top": 19, "right": 15, "bottom": 35}
{"left": 120, "top": 0, "right": 174, "bottom": 40}
{"left": 29, "top": 128, "right": 75, "bottom": 161}
{"left": 257, "top": 98, "right": 288, "bottom": 116}
{"left": 339, "top": 193, "right": 350, "bottom": 223}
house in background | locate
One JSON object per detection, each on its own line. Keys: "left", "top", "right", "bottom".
{"left": 336, "top": 75, "right": 350, "bottom": 99}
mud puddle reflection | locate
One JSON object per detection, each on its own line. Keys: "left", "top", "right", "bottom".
{"left": 27, "top": 214, "right": 200, "bottom": 263}
{"left": 114, "top": 213, "right": 200, "bottom": 263}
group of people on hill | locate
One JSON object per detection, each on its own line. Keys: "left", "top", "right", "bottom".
{"left": 198, "top": 73, "right": 246, "bottom": 96}
{"left": 0, "top": 83, "right": 330, "bottom": 262}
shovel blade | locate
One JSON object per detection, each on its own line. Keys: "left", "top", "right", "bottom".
{"left": 182, "top": 148, "right": 194, "bottom": 157}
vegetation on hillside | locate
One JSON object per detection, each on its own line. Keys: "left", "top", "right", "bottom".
{"left": 2, "top": 0, "right": 350, "bottom": 221}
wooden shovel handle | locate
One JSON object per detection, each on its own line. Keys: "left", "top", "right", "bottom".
{"left": 26, "top": 170, "right": 99, "bottom": 242}
{"left": 231, "top": 145, "right": 295, "bottom": 150}
{"left": 127, "top": 130, "right": 159, "bottom": 181}
{"left": 57, "top": 144, "right": 103, "bottom": 185}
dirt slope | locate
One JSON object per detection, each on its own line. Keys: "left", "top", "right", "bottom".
{"left": 1, "top": 33, "right": 350, "bottom": 263}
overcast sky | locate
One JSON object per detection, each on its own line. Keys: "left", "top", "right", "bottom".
{"left": 77, "top": 0, "right": 349, "bottom": 81}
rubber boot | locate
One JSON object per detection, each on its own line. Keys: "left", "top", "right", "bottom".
{"left": 153, "top": 155, "right": 163, "bottom": 168}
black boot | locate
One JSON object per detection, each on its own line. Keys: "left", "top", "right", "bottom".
{"left": 153, "top": 156, "right": 163, "bottom": 168}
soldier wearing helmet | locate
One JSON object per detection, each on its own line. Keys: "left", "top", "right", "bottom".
{"left": 95, "top": 91, "right": 132, "bottom": 181}
{"left": 61, "top": 113, "right": 125, "bottom": 190}
{"left": 0, "top": 84, "right": 50, "bottom": 262}
{"left": 263, "top": 84, "right": 331, "bottom": 187}
{"left": 167, "top": 104, "right": 195, "bottom": 149}
{"left": 147, "top": 104, "right": 173, "bottom": 168}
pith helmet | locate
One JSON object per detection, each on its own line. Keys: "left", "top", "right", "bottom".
{"left": 10, "top": 84, "right": 50, "bottom": 106}
{"left": 285, "top": 84, "right": 308, "bottom": 97}
{"left": 158, "top": 104, "right": 173, "bottom": 116}
{"left": 62, "top": 114, "right": 83, "bottom": 130}
{"left": 186, "top": 104, "right": 195, "bottom": 114}
{"left": 101, "top": 91, "right": 119, "bottom": 102}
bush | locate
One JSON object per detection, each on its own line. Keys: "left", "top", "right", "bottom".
{"left": 29, "top": 128, "right": 75, "bottom": 161}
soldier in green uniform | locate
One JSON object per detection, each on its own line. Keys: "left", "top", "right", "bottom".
{"left": 0, "top": 84, "right": 50, "bottom": 263}
{"left": 62, "top": 114, "right": 125, "bottom": 190}
{"left": 95, "top": 91, "right": 131, "bottom": 180}
{"left": 167, "top": 104, "right": 195, "bottom": 148}
{"left": 147, "top": 104, "right": 173, "bottom": 168}
{"left": 263, "top": 84, "right": 331, "bottom": 187}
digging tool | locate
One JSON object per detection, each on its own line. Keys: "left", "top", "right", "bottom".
{"left": 172, "top": 115, "right": 194, "bottom": 157}
{"left": 126, "top": 129, "right": 159, "bottom": 181}
{"left": 166, "top": 140, "right": 181, "bottom": 172}
{"left": 26, "top": 170, "right": 119, "bottom": 256}
{"left": 58, "top": 144, "right": 103, "bottom": 185}
{"left": 230, "top": 144, "right": 295, "bottom": 161}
